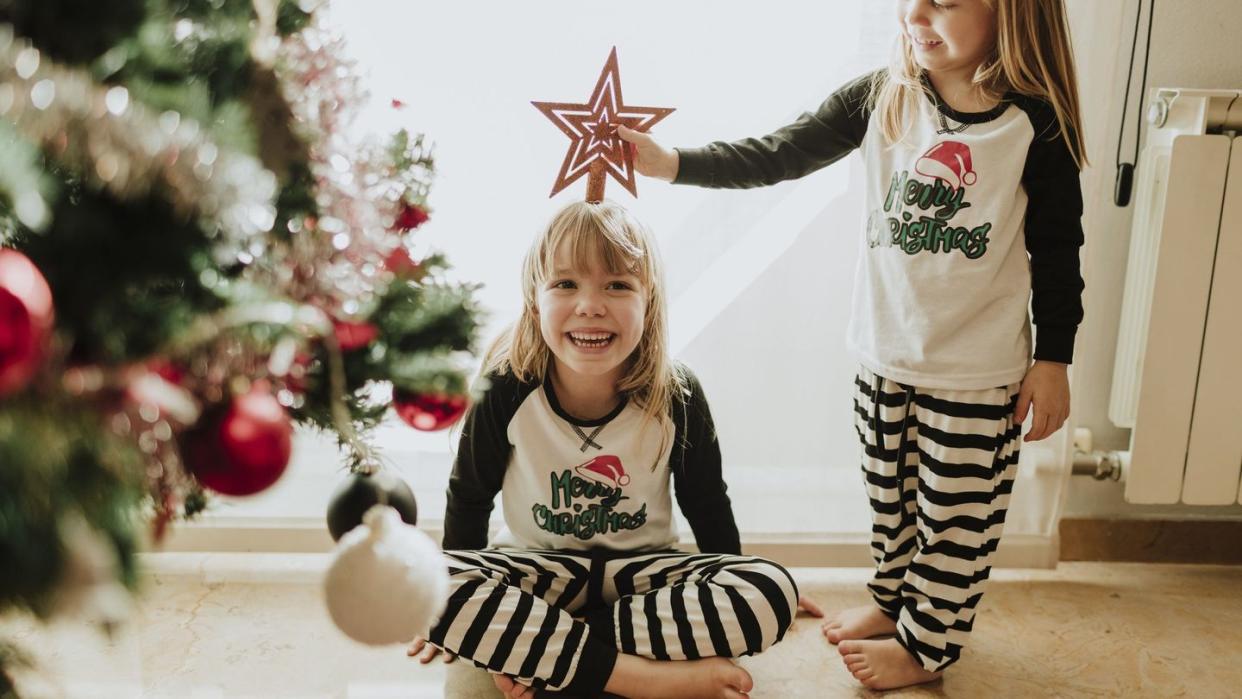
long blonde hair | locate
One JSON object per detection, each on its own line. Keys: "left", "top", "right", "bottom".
{"left": 481, "top": 200, "right": 685, "bottom": 428}
{"left": 871, "top": 0, "right": 1087, "bottom": 168}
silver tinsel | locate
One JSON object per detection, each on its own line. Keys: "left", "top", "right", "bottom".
{"left": 0, "top": 24, "right": 277, "bottom": 266}
{"left": 276, "top": 16, "right": 417, "bottom": 314}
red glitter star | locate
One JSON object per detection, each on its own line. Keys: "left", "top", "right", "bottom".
{"left": 533, "top": 47, "right": 674, "bottom": 201}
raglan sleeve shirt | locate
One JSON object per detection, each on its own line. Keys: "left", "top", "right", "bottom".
{"left": 442, "top": 368, "right": 744, "bottom": 555}
{"left": 669, "top": 69, "right": 1085, "bottom": 387}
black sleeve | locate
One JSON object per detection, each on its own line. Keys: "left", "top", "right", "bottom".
{"left": 669, "top": 367, "right": 741, "bottom": 555}
{"left": 1017, "top": 99, "right": 1085, "bottom": 363}
{"left": 672, "top": 70, "right": 878, "bottom": 189}
{"left": 442, "top": 372, "right": 532, "bottom": 550}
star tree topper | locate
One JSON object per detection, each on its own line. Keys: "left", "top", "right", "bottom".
{"left": 533, "top": 47, "right": 674, "bottom": 202}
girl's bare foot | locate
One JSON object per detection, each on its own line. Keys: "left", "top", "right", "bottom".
{"left": 820, "top": 604, "right": 897, "bottom": 644}
{"left": 605, "top": 655, "right": 753, "bottom": 699}
{"left": 838, "top": 638, "right": 942, "bottom": 690}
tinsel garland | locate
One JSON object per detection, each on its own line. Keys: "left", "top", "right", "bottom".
{"left": 272, "top": 16, "right": 434, "bottom": 314}
{"left": 0, "top": 24, "right": 276, "bottom": 265}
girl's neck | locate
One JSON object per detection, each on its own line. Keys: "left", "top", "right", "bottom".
{"left": 549, "top": 364, "right": 622, "bottom": 421}
{"left": 925, "top": 67, "right": 998, "bottom": 114}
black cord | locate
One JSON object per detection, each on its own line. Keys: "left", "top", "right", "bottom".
{"left": 1115, "top": 0, "right": 1144, "bottom": 170}
{"left": 1115, "top": 0, "right": 1156, "bottom": 207}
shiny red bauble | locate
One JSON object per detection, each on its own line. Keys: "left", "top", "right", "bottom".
{"left": 183, "top": 385, "right": 292, "bottom": 496}
{"left": 333, "top": 320, "right": 379, "bottom": 352}
{"left": 393, "top": 203, "right": 429, "bottom": 231}
{"left": 382, "top": 246, "right": 421, "bottom": 278}
{"left": 0, "top": 249, "right": 54, "bottom": 398}
{"left": 392, "top": 390, "right": 467, "bottom": 431}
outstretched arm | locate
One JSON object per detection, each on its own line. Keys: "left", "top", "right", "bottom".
{"left": 618, "top": 71, "right": 877, "bottom": 190}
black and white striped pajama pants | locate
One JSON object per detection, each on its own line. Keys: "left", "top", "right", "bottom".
{"left": 854, "top": 366, "right": 1022, "bottom": 673}
{"left": 427, "top": 548, "right": 799, "bottom": 694}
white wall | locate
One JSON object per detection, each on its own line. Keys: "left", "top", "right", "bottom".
{"left": 1065, "top": 0, "right": 1242, "bottom": 519}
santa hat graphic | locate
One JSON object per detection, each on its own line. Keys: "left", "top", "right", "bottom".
{"left": 575, "top": 455, "right": 630, "bottom": 487}
{"left": 915, "top": 141, "right": 977, "bottom": 189}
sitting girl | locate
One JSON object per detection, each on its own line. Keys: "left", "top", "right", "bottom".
{"left": 410, "top": 200, "right": 802, "bottom": 698}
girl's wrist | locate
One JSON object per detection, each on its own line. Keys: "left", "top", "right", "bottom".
{"left": 663, "top": 149, "right": 680, "bottom": 181}
{"left": 1033, "top": 359, "right": 1068, "bottom": 370}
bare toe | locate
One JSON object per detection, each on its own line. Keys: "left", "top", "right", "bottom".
{"left": 728, "top": 664, "right": 754, "bottom": 693}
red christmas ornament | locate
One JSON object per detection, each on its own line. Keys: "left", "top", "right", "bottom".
{"left": 393, "top": 390, "right": 468, "bottom": 431}
{"left": 333, "top": 320, "right": 379, "bottom": 352}
{"left": 183, "top": 385, "right": 292, "bottom": 496}
{"left": 383, "top": 246, "right": 422, "bottom": 278}
{"left": 393, "top": 203, "right": 429, "bottom": 231}
{"left": 0, "top": 249, "right": 54, "bottom": 398}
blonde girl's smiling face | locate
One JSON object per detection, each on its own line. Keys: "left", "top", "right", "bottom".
{"left": 536, "top": 247, "right": 646, "bottom": 386}
{"left": 898, "top": 0, "right": 997, "bottom": 76}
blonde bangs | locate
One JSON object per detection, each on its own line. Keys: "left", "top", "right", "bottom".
{"left": 536, "top": 204, "right": 648, "bottom": 287}
{"left": 873, "top": 0, "right": 1086, "bottom": 169}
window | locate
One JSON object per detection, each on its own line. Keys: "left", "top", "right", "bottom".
{"left": 202, "top": 2, "right": 1068, "bottom": 567}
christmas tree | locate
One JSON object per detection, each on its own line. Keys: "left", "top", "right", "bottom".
{"left": 0, "top": 0, "right": 479, "bottom": 690}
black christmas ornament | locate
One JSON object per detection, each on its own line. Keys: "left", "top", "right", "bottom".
{"left": 326, "top": 471, "right": 418, "bottom": 542}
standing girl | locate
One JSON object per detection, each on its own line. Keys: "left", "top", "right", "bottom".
{"left": 411, "top": 200, "right": 801, "bottom": 698}
{"left": 619, "top": 0, "right": 1085, "bottom": 690}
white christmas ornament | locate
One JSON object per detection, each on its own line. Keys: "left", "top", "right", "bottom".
{"left": 323, "top": 504, "right": 450, "bottom": 645}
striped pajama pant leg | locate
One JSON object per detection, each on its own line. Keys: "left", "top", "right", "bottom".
{"left": 592, "top": 551, "right": 799, "bottom": 661}
{"left": 428, "top": 549, "right": 612, "bottom": 694}
{"left": 854, "top": 367, "right": 1021, "bottom": 672}
{"left": 429, "top": 549, "right": 798, "bottom": 693}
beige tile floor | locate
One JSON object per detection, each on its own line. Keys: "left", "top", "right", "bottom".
{"left": 4, "top": 558, "right": 1240, "bottom": 698}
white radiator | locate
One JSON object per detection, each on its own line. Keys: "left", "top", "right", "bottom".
{"left": 1109, "top": 88, "right": 1242, "bottom": 505}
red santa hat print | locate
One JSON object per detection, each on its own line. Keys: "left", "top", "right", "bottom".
{"left": 575, "top": 455, "right": 630, "bottom": 487}
{"left": 915, "top": 141, "right": 977, "bottom": 189}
